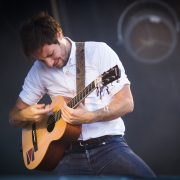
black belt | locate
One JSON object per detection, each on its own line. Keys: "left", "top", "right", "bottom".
{"left": 67, "top": 135, "right": 123, "bottom": 153}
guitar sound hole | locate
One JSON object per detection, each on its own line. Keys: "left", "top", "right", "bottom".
{"left": 47, "top": 114, "right": 55, "bottom": 132}
{"left": 47, "top": 123, "right": 55, "bottom": 132}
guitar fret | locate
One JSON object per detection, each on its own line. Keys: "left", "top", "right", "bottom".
{"left": 74, "top": 96, "right": 78, "bottom": 107}
{"left": 82, "top": 90, "right": 86, "bottom": 98}
{"left": 54, "top": 82, "right": 95, "bottom": 122}
{"left": 70, "top": 99, "right": 75, "bottom": 108}
{"left": 67, "top": 101, "right": 73, "bottom": 108}
{"left": 67, "top": 65, "right": 120, "bottom": 108}
{"left": 92, "top": 81, "right": 95, "bottom": 89}
{"left": 79, "top": 92, "right": 82, "bottom": 101}
{"left": 66, "top": 81, "right": 95, "bottom": 109}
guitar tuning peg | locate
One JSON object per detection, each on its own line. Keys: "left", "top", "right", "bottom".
{"left": 96, "top": 85, "right": 103, "bottom": 99}
{"left": 96, "top": 88, "right": 99, "bottom": 96}
{"left": 116, "top": 79, "right": 120, "bottom": 83}
{"left": 106, "top": 86, "right": 110, "bottom": 94}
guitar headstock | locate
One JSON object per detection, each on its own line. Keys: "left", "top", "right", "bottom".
{"left": 101, "top": 65, "right": 121, "bottom": 86}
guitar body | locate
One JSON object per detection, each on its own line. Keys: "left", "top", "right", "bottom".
{"left": 22, "top": 96, "right": 81, "bottom": 171}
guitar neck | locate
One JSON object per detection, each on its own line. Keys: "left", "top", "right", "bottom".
{"left": 48, "top": 80, "right": 96, "bottom": 124}
{"left": 48, "top": 65, "right": 120, "bottom": 123}
{"left": 67, "top": 81, "right": 96, "bottom": 108}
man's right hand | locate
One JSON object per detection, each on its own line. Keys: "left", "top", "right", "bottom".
{"left": 19, "top": 103, "right": 53, "bottom": 123}
{"left": 9, "top": 97, "right": 53, "bottom": 127}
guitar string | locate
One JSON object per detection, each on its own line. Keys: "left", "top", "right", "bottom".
{"left": 47, "top": 66, "right": 119, "bottom": 123}
{"left": 48, "top": 81, "right": 96, "bottom": 123}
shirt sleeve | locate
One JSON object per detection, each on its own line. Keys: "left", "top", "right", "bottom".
{"left": 19, "top": 61, "right": 46, "bottom": 105}
{"left": 97, "top": 43, "right": 130, "bottom": 97}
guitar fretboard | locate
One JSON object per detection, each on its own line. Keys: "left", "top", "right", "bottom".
{"left": 48, "top": 65, "right": 120, "bottom": 123}
{"left": 67, "top": 81, "right": 96, "bottom": 108}
{"left": 50, "top": 80, "right": 96, "bottom": 122}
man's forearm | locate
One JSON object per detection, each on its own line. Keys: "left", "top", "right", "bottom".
{"left": 90, "top": 84, "right": 134, "bottom": 123}
{"left": 92, "top": 96, "right": 134, "bottom": 123}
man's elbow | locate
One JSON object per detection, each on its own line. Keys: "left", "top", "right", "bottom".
{"left": 126, "top": 98, "right": 134, "bottom": 114}
{"left": 9, "top": 109, "right": 22, "bottom": 128}
{"left": 9, "top": 111, "right": 17, "bottom": 127}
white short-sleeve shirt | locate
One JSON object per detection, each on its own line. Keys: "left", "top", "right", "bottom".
{"left": 19, "top": 39, "right": 130, "bottom": 140}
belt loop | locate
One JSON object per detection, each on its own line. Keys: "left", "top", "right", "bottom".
{"left": 79, "top": 141, "right": 84, "bottom": 147}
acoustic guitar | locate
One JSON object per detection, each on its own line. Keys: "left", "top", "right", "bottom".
{"left": 22, "top": 65, "right": 120, "bottom": 171}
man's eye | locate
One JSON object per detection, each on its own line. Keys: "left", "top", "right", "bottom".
{"left": 47, "top": 52, "right": 54, "bottom": 57}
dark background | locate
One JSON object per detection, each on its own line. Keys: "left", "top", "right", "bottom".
{"left": 0, "top": 0, "right": 180, "bottom": 177}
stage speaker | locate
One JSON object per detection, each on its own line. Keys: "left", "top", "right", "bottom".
{"left": 117, "top": 0, "right": 180, "bottom": 64}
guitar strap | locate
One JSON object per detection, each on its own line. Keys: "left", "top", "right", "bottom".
{"left": 76, "top": 42, "right": 85, "bottom": 104}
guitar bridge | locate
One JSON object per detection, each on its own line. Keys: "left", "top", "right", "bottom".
{"left": 32, "top": 123, "right": 38, "bottom": 151}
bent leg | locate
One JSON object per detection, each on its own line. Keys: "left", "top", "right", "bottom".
{"left": 91, "top": 137, "right": 156, "bottom": 177}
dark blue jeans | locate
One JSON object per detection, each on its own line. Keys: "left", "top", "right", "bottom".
{"left": 53, "top": 136, "right": 156, "bottom": 177}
